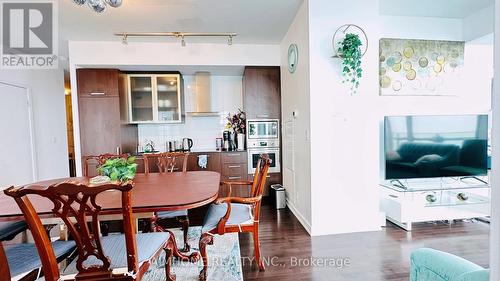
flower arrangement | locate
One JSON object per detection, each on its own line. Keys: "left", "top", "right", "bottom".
{"left": 226, "top": 109, "right": 246, "bottom": 134}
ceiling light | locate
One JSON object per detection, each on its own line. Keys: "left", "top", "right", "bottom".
{"left": 105, "top": 0, "right": 122, "bottom": 8}
{"left": 114, "top": 32, "right": 237, "bottom": 46}
{"left": 72, "top": 0, "right": 123, "bottom": 13}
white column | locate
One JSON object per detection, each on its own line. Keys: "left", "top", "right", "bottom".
{"left": 490, "top": 1, "right": 500, "bottom": 279}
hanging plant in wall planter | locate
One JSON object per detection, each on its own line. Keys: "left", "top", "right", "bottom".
{"left": 332, "top": 24, "right": 368, "bottom": 95}
{"left": 338, "top": 33, "right": 363, "bottom": 94}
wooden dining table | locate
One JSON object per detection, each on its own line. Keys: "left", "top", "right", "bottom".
{"left": 0, "top": 171, "right": 221, "bottom": 262}
{"left": 0, "top": 171, "right": 221, "bottom": 221}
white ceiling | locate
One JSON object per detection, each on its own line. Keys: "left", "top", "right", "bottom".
{"left": 380, "top": 0, "right": 494, "bottom": 18}
{"left": 59, "top": 0, "right": 303, "bottom": 59}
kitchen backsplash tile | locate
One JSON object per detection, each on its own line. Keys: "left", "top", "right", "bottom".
{"left": 138, "top": 115, "right": 228, "bottom": 152}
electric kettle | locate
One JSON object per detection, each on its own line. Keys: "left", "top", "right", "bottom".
{"left": 182, "top": 138, "right": 193, "bottom": 151}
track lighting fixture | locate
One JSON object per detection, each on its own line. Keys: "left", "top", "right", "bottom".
{"left": 115, "top": 32, "right": 237, "bottom": 47}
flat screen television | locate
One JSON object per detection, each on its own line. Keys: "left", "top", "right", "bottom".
{"left": 384, "top": 114, "right": 488, "bottom": 180}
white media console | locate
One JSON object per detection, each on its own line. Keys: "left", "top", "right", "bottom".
{"left": 380, "top": 176, "right": 491, "bottom": 231}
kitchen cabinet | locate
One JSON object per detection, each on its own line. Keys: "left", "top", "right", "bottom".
{"left": 77, "top": 69, "right": 138, "bottom": 162}
{"left": 188, "top": 151, "right": 248, "bottom": 196}
{"left": 220, "top": 151, "right": 249, "bottom": 197}
{"left": 221, "top": 151, "right": 247, "bottom": 165}
{"left": 77, "top": 69, "right": 119, "bottom": 98}
{"left": 243, "top": 67, "right": 281, "bottom": 119}
{"left": 126, "top": 74, "right": 183, "bottom": 124}
{"left": 78, "top": 97, "right": 121, "bottom": 156}
{"left": 135, "top": 151, "right": 250, "bottom": 197}
{"left": 187, "top": 152, "right": 221, "bottom": 172}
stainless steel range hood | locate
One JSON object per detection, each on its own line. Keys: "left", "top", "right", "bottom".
{"left": 185, "top": 72, "right": 222, "bottom": 117}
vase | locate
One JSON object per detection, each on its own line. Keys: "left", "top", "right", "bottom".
{"left": 237, "top": 133, "right": 246, "bottom": 151}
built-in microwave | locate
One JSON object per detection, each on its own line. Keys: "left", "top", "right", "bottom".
{"left": 247, "top": 147, "right": 280, "bottom": 174}
{"left": 247, "top": 119, "right": 280, "bottom": 140}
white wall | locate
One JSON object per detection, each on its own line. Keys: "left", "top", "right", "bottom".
{"left": 304, "top": 0, "right": 492, "bottom": 236}
{"left": 463, "top": 5, "right": 494, "bottom": 41}
{"left": 490, "top": 1, "right": 500, "bottom": 279}
{"left": 308, "top": 0, "right": 381, "bottom": 235}
{"left": 68, "top": 42, "right": 280, "bottom": 67}
{"left": 381, "top": 15, "right": 463, "bottom": 40}
{"left": 69, "top": 41, "right": 280, "bottom": 175}
{"left": 138, "top": 75, "right": 243, "bottom": 151}
{"left": 0, "top": 69, "right": 69, "bottom": 181}
{"left": 280, "top": 0, "right": 312, "bottom": 233}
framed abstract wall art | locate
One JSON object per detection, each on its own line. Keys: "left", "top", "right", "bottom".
{"left": 379, "top": 38, "right": 465, "bottom": 96}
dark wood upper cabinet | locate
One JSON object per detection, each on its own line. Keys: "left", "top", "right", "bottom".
{"left": 77, "top": 69, "right": 119, "bottom": 98}
{"left": 78, "top": 97, "right": 121, "bottom": 156}
{"left": 77, "top": 69, "right": 138, "bottom": 160}
{"left": 243, "top": 66, "right": 281, "bottom": 120}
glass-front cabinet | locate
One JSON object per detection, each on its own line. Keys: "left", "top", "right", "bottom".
{"left": 127, "top": 74, "right": 182, "bottom": 123}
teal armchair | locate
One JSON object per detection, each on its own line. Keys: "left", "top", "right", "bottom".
{"left": 410, "top": 248, "right": 489, "bottom": 281}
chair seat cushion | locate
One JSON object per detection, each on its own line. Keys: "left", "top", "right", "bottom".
{"left": 63, "top": 232, "right": 169, "bottom": 275}
{"left": 0, "top": 221, "right": 28, "bottom": 241}
{"left": 5, "top": 240, "right": 76, "bottom": 278}
{"left": 157, "top": 210, "right": 188, "bottom": 219}
{"left": 202, "top": 203, "right": 253, "bottom": 233}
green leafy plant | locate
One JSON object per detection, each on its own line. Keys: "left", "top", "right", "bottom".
{"left": 97, "top": 157, "right": 138, "bottom": 182}
{"left": 338, "top": 33, "right": 363, "bottom": 94}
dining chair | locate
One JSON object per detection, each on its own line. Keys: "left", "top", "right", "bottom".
{"left": 82, "top": 153, "right": 129, "bottom": 177}
{"left": 198, "top": 154, "right": 271, "bottom": 280}
{"left": 143, "top": 152, "right": 192, "bottom": 252}
{"left": 82, "top": 153, "right": 129, "bottom": 236}
{"left": 0, "top": 220, "right": 76, "bottom": 281}
{"left": 3, "top": 181, "right": 176, "bottom": 281}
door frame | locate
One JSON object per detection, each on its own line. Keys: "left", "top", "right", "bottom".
{"left": 0, "top": 81, "right": 38, "bottom": 183}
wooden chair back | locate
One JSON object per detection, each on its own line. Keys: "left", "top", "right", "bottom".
{"left": 3, "top": 181, "right": 137, "bottom": 281}
{"left": 250, "top": 154, "right": 271, "bottom": 198}
{"left": 249, "top": 154, "right": 271, "bottom": 220}
{"left": 143, "top": 152, "right": 189, "bottom": 174}
{"left": 82, "top": 153, "right": 129, "bottom": 177}
{"left": 0, "top": 243, "right": 9, "bottom": 281}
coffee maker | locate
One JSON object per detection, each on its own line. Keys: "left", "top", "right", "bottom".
{"left": 223, "top": 131, "right": 237, "bottom": 151}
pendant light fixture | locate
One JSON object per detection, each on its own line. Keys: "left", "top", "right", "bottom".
{"left": 72, "top": 0, "right": 123, "bottom": 13}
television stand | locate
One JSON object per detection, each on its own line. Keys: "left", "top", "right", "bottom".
{"left": 389, "top": 179, "right": 408, "bottom": 190}
{"left": 380, "top": 177, "right": 491, "bottom": 231}
{"left": 460, "top": 176, "right": 488, "bottom": 185}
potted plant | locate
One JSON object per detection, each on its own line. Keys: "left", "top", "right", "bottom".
{"left": 337, "top": 33, "right": 363, "bottom": 94}
{"left": 226, "top": 109, "right": 246, "bottom": 151}
{"left": 95, "top": 156, "right": 138, "bottom": 183}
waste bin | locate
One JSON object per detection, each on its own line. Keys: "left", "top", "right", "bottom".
{"left": 270, "top": 184, "right": 286, "bottom": 209}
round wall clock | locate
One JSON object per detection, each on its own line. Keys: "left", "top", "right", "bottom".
{"left": 287, "top": 44, "right": 298, "bottom": 73}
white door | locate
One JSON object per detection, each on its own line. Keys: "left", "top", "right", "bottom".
{"left": 0, "top": 82, "right": 36, "bottom": 188}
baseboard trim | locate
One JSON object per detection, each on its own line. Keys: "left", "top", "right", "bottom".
{"left": 286, "top": 198, "right": 312, "bottom": 235}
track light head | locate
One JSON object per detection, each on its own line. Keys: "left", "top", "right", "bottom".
{"left": 227, "top": 35, "right": 233, "bottom": 46}
{"left": 122, "top": 35, "right": 128, "bottom": 45}
{"left": 181, "top": 35, "right": 186, "bottom": 47}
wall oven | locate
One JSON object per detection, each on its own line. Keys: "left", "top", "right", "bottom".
{"left": 247, "top": 147, "right": 281, "bottom": 174}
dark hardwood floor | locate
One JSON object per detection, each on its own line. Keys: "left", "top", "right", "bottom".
{"left": 238, "top": 202, "right": 490, "bottom": 281}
